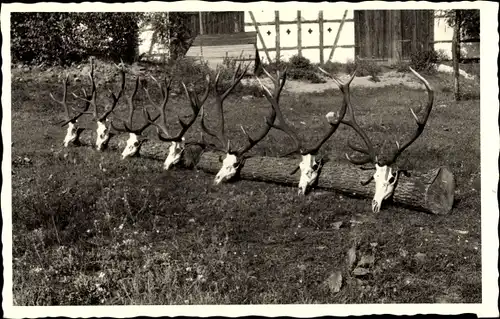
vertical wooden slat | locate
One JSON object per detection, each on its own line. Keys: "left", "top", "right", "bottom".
{"left": 429, "top": 10, "right": 435, "bottom": 52}
{"left": 392, "top": 10, "right": 402, "bottom": 63}
{"left": 373, "top": 11, "right": 379, "bottom": 58}
{"left": 297, "top": 11, "right": 302, "bottom": 57}
{"left": 412, "top": 11, "right": 417, "bottom": 54}
{"left": 328, "top": 10, "right": 348, "bottom": 62}
{"left": 364, "top": 10, "right": 371, "bottom": 59}
{"left": 275, "top": 11, "right": 280, "bottom": 63}
{"left": 249, "top": 11, "right": 272, "bottom": 63}
{"left": 319, "top": 10, "right": 324, "bottom": 64}
{"left": 354, "top": 11, "right": 360, "bottom": 57}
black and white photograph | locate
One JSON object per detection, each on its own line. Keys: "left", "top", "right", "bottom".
{"left": 1, "top": 1, "right": 498, "bottom": 318}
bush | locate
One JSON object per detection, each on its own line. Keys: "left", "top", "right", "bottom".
{"left": 409, "top": 50, "right": 439, "bottom": 73}
{"left": 11, "top": 12, "right": 141, "bottom": 66}
{"left": 345, "top": 58, "right": 382, "bottom": 78}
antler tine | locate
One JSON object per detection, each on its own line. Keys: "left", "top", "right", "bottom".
{"left": 157, "top": 75, "right": 211, "bottom": 142}
{"left": 305, "top": 69, "right": 358, "bottom": 155}
{"left": 386, "top": 67, "right": 434, "bottom": 165}
{"left": 256, "top": 69, "right": 302, "bottom": 156}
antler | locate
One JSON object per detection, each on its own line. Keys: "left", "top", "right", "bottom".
{"left": 50, "top": 74, "right": 91, "bottom": 127}
{"left": 110, "top": 76, "right": 159, "bottom": 136}
{"left": 236, "top": 67, "right": 288, "bottom": 157}
{"left": 201, "top": 63, "right": 250, "bottom": 152}
{"left": 144, "top": 75, "right": 211, "bottom": 143}
{"left": 340, "top": 67, "right": 434, "bottom": 167}
{"left": 385, "top": 67, "right": 434, "bottom": 165}
{"left": 337, "top": 74, "right": 378, "bottom": 166}
{"left": 71, "top": 58, "right": 126, "bottom": 123}
{"left": 306, "top": 67, "right": 358, "bottom": 155}
{"left": 257, "top": 67, "right": 304, "bottom": 157}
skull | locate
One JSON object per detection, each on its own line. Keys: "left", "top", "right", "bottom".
{"left": 122, "top": 133, "right": 142, "bottom": 159}
{"left": 63, "top": 122, "right": 78, "bottom": 147}
{"left": 297, "top": 154, "right": 322, "bottom": 195}
{"left": 95, "top": 120, "right": 110, "bottom": 151}
{"left": 164, "top": 138, "right": 185, "bottom": 170}
{"left": 214, "top": 153, "right": 240, "bottom": 185}
{"left": 372, "top": 164, "right": 398, "bottom": 213}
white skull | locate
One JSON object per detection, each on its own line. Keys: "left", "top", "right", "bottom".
{"left": 298, "top": 154, "right": 322, "bottom": 195}
{"left": 122, "top": 133, "right": 142, "bottom": 159}
{"left": 372, "top": 164, "right": 398, "bottom": 213}
{"left": 214, "top": 153, "right": 239, "bottom": 185}
{"left": 63, "top": 122, "right": 78, "bottom": 147}
{"left": 164, "top": 138, "right": 185, "bottom": 170}
{"left": 95, "top": 120, "right": 110, "bottom": 151}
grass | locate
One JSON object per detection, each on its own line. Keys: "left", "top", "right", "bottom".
{"left": 10, "top": 62, "right": 481, "bottom": 305}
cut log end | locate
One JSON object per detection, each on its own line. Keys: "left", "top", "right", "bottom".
{"left": 425, "top": 166, "right": 455, "bottom": 215}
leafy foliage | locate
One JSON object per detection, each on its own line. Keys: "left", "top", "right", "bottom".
{"left": 140, "top": 12, "right": 195, "bottom": 61}
{"left": 262, "top": 55, "right": 325, "bottom": 83}
{"left": 11, "top": 12, "right": 141, "bottom": 66}
{"left": 409, "top": 50, "right": 439, "bottom": 73}
{"left": 440, "top": 9, "right": 480, "bottom": 40}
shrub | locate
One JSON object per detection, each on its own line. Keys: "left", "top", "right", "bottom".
{"left": 345, "top": 58, "right": 382, "bottom": 78}
{"left": 409, "top": 50, "right": 439, "bottom": 73}
{"left": 11, "top": 12, "right": 141, "bottom": 66}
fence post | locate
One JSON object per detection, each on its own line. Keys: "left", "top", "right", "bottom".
{"left": 319, "top": 10, "right": 324, "bottom": 64}
{"left": 275, "top": 11, "right": 280, "bottom": 63}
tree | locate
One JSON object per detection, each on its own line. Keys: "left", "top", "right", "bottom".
{"left": 442, "top": 9, "right": 480, "bottom": 40}
{"left": 140, "top": 12, "right": 195, "bottom": 61}
{"left": 11, "top": 12, "right": 141, "bottom": 65}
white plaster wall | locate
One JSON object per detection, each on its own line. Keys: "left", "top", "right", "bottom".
{"left": 244, "top": 9, "right": 355, "bottom": 64}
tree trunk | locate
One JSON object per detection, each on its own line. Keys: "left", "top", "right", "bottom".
{"left": 452, "top": 10, "right": 461, "bottom": 101}
{"left": 77, "top": 132, "right": 455, "bottom": 215}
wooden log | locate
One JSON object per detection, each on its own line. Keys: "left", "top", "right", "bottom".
{"left": 196, "top": 152, "right": 455, "bottom": 215}
{"left": 77, "top": 131, "right": 454, "bottom": 215}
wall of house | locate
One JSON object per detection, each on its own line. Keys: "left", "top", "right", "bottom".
{"left": 244, "top": 10, "right": 355, "bottom": 64}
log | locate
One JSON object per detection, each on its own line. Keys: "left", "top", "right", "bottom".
{"left": 196, "top": 152, "right": 455, "bottom": 215}
{"left": 76, "top": 131, "right": 455, "bottom": 215}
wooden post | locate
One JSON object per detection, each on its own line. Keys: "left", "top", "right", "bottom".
{"left": 275, "top": 11, "right": 280, "bottom": 63}
{"left": 249, "top": 11, "right": 272, "bottom": 63}
{"left": 392, "top": 10, "right": 402, "bottom": 63}
{"left": 199, "top": 12, "right": 204, "bottom": 35}
{"left": 319, "top": 10, "right": 324, "bottom": 64}
{"left": 328, "top": 10, "right": 348, "bottom": 63}
{"left": 297, "top": 11, "right": 302, "bottom": 57}
{"left": 452, "top": 10, "right": 461, "bottom": 101}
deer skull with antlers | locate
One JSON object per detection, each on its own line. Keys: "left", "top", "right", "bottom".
{"left": 71, "top": 58, "right": 126, "bottom": 151}
{"left": 340, "top": 67, "right": 434, "bottom": 213}
{"left": 257, "top": 67, "right": 358, "bottom": 195}
{"left": 50, "top": 74, "right": 91, "bottom": 147}
{"left": 201, "top": 63, "right": 278, "bottom": 185}
{"left": 110, "top": 76, "right": 160, "bottom": 159}
{"left": 142, "top": 74, "right": 211, "bottom": 170}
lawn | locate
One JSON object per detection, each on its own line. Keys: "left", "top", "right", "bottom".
{"left": 9, "top": 62, "right": 481, "bottom": 305}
